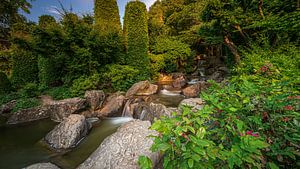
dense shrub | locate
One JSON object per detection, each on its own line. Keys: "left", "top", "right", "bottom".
{"left": 10, "top": 49, "right": 38, "bottom": 88}
{"left": 124, "top": 1, "right": 150, "bottom": 77}
{"left": 19, "top": 83, "right": 39, "bottom": 98}
{"left": 43, "top": 86, "right": 72, "bottom": 100}
{"left": 94, "top": 0, "right": 121, "bottom": 34}
{"left": 149, "top": 53, "right": 165, "bottom": 79}
{"left": 35, "top": 15, "right": 63, "bottom": 87}
{"left": 12, "top": 98, "right": 40, "bottom": 112}
{"left": 152, "top": 37, "right": 191, "bottom": 73}
{"left": 104, "top": 64, "right": 141, "bottom": 91}
{"left": 143, "top": 45, "right": 300, "bottom": 168}
{"left": 0, "top": 71, "right": 11, "bottom": 94}
{"left": 70, "top": 73, "right": 102, "bottom": 97}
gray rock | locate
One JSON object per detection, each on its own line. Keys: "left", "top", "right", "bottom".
{"left": 126, "top": 81, "right": 158, "bottom": 97}
{"left": 0, "top": 100, "right": 16, "bottom": 114}
{"left": 7, "top": 106, "right": 50, "bottom": 124}
{"left": 182, "top": 84, "right": 200, "bottom": 98}
{"left": 172, "top": 75, "right": 187, "bottom": 89}
{"left": 44, "top": 114, "right": 90, "bottom": 150}
{"left": 135, "top": 103, "right": 171, "bottom": 123}
{"left": 179, "top": 98, "right": 205, "bottom": 112}
{"left": 49, "top": 97, "right": 87, "bottom": 122}
{"left": 97, "top": 92, "right": 125, "bottom": 118}
{"left": 84, "top": 90, "right": 105, "bottom": 111}
{"left": 24, "top": 163, "right": 60, "bottom": 169}
{"left": 78, "top": 120, "right": 160, "bottom": 169}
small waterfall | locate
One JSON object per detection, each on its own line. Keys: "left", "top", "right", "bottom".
{"left": 121, "top": 99, "right": 133, "bottom": 117}
{"left": 160, "top": 89, "right": 181, "bottom": 96}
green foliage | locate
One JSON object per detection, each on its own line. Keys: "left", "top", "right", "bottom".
{"left": 138, "top": 156, "right": 153, "bottom": 169}
{"left": 19, "top": 83, "right": 39, "bottom": 98}
{"left": 0, "top": 49, "right": 13, "bottom": 75}
{"left": 124, "top": 1, "right": 150, "bottom": 77}
{"left": 43, "top": 86, "right": 72, "bottom": 100}
{"left": 0, "top": 92, "right": 19, "bottom": 107}
{"left": 104, "top": 64, "right": 141, "bottom": 91}
{"left": 0, "top": 71, "right": 11, "bottom": 94}
{"left": 11, "top": 48, "right": 38, "bottom": 88}
{"left": 152, "top": 37, "right": 191, "bottom": 73}
{"left": 12, "top": 98, "right": 40, "bottom": 112}
{"left": 0, "top": 0, "right": 32, "bottom": 48}
{"left": 94, "top": 0, "right": 121, "bottom": 35}
{"left": 148, "top": 45, "right": 300, "bottom": 168}
{"left": 38, "top": 15, "right": 56, "bottom": 28}
{"left": 149, "top": 53, "right": 165, "bottom": 79}
{"left": 70, "top": 73, "right": 102, "bottom": 97}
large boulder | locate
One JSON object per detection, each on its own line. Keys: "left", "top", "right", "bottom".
{"left": 182, "top": 84, "right": 200, "bottom": 98}
{"left": 97, "top": 92, "right": 125, "bottom": 118}
{"left": 49, "top": 97, "right": 87, "bottom": 122}
{"left": 84, "top": 90, "right": 105, "bottom": 111}
{"left": 44, "top": 114, "right": 90, "bottom": 150}
{"left": 126, "top": 81, "right": 158, "bottom": 97}
{"left": 24, "top": 163, "right": 60, "bottom": 169}
{"left": 179, "top": 98, "right": 205, "bottom": 112}
{"left": 183, "top": 82, "right": 211, "bottom": 98}
{"left": 0, "top": 100, "right": 16, "bottom": 114}
{"left": 172, "top": 75, "right": 187, "bottom": 89}
{"left": 134, "top": 103, "right": 172, "bottom": 123}
{"left": 6, "top": 106, "right": 50, "bottom": 124}
{"left": 78, "top": 120, "right": 160, "bottom": 169}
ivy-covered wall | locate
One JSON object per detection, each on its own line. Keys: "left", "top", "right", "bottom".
{"left": 124, "top": 1, "right": 150, "bottom": 77}
{"left": 94, "top": 0, "right": 121, "bottom": 35}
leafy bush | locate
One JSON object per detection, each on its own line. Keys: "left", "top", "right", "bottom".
{"left": 19, "top": 83, "right": 40, "bottom": 98}
{"left": 12, "top": 98, "right": 40, "bottom": 112}
{"left": 70, "top": 73, "right": 102, "bottom": 97}
{"left": 104, "top": 64, "right": 141, "bottom": 91}
{"left": 149, "top": 53, "right": 165, "bottom": 79}
{"left": 152, "top": 37, "right": 191, "bottom": 73}
{"left": 43, "top": 86, "right": 72, "bottom": 100}
{"left": 146, "top": 45, "right": 300, "bottom": 168}
{"left": 10, "top": 49, "right": 38, "bottom": 88}
{"left": 0, "top": 92, "right": 19, "bottom": 106}
{"left": 0, "top": 71, "right": 11, "bottom": 94}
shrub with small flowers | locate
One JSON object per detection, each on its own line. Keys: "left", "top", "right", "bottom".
{"left": 139, "top": 45, "right": 299, "bottom": 169}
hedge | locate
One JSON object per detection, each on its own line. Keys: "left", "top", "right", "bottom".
{"left": 94, "top": 0, "right": 121, "bottom": 35}
{"left": 124, "top": 1, "right": 150, "bottom": 77}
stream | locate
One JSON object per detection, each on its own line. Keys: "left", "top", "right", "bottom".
{"left": 0, "top": 84, "right": 185, "bottom": 169}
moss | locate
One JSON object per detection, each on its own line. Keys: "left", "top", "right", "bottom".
{"left": 124, "top": 1, "right": 150, "bottom": 77}
{"left": 94, "top": 0, "right": 121, "bottom": 35}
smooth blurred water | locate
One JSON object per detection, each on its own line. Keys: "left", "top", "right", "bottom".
{"left": 0, "top": 117, "right": 133, "bottom": 169}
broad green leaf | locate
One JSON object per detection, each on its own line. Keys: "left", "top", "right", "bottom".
{"left": 188, "top": 159, "right": 194, "bottom": 168}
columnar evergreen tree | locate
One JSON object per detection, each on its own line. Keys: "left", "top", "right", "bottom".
{"left": 94, "top": 0, "right": 121, "bottom": 35}
{"left": 124, "top": 1, "right": 150, "bottom": 77}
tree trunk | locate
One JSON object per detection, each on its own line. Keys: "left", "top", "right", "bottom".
{"left": 259, "top": 0, "right": 265, "bottom": 19}
{"left": 224, "top": 35, "right": 241, "bottom": 64}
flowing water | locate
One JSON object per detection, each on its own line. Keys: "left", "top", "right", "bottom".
{"left": 0, "top": 117, "right": 133, "bottom": 169}
{"left": 0, "top": 83, "right": 185, "bottom": 169}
